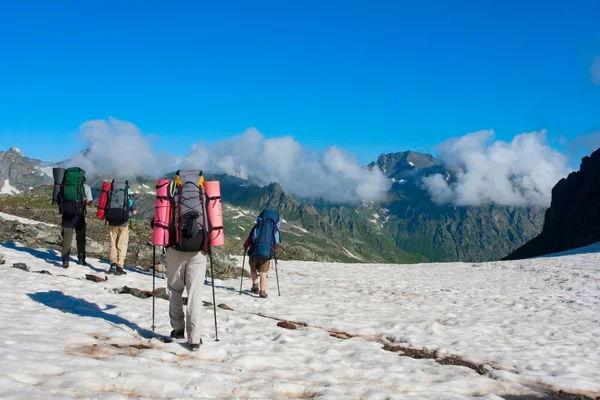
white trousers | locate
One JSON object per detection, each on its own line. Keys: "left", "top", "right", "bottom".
{"left": 165, "top": 248, "right": 207, "bottom": 344}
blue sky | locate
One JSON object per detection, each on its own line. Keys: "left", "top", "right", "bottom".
{"left": 0, "top": 0, "right": 599, "bottom": 166}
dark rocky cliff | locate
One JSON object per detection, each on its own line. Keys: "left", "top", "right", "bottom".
{"left": 505, "top": 148, "right": 600, "bottom": 260}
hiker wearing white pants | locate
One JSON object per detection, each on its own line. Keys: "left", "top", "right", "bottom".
{"left": 165, "top": 248, "right": 207, "bottom": 349}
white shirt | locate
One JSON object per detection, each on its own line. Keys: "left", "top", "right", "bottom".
{"left": 84, "top": 184, "right": 93, "bottom": 202}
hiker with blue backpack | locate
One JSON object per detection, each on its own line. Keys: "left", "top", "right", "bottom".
{"left": 242, "top": 208, "right": 281, "bottom": 298}
{"left": 57, "top": 167, "right": 93, "bottom": 268}
{"left": 104, "top": 179, "right": 138, "bottom": 276}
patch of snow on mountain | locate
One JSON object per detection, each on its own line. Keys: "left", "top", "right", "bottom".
{"left": 9, "top": 146, "right": 24, "bottom": 156}
{"left": 0, "top": 212, "right": 56, "bottom": 227}
{"left": 535, "top": 241, "right": 600, "bottom": 258}
{"left": 281, "top": 228, "right": 301, "bottom": 237}
{"left": 408, "top": 161, "right": 415, "bottom": 167}
{"left": 291, "top": 225, "right": 308, "bottom": 234}
{"left": 232, "top": 211, "right": 246, "bottom": 220}
{"left": 1, "top": 179, "right": 20, "bottom": 195}
{"left": 341, "top": 246, "right": 363, "bottom": 261}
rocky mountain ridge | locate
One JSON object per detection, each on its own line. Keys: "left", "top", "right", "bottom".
{"left": 0, "top": 146, "right": 548, "bottom": 263}
{"left": 505, "top": 147, "right": 600, "bottom": 260}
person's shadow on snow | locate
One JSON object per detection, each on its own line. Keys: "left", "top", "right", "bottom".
{"left": 2, "top": 241, "right": 63, "bottom": 264}
{"left": 2, "top": 241, "right": 107, "bottom": 274}
{"left": 27, "top": 290, "right": 166, "bottom": 341}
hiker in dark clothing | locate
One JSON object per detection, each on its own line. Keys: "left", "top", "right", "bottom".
{"left": 243, "top": 226, "right": 268, "bottom": 296}
{"left": 61, "top": 173, "right": 93, "bottom": 268}
{"left": 243, "top": 208, "right": 281, "bottom": 298}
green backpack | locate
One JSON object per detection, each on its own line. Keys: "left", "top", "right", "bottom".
{"left": 59, "top": 167, "right": 86, "bottom": 217}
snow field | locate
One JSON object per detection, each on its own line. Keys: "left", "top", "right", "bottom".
{"left": 0, "top": 240, "right": 599, "bottom": 399}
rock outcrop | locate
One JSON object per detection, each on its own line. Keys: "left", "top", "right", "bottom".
{"left": 505, "top": 148, "right": 600, "bottom": 260}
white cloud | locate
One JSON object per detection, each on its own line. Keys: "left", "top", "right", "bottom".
{"left": 184, "top": 128, "right": 392, "bottom": 203}
{"left": 422, "top": 130, "right": 572, "bottom": 207}
{"left": 421, "top": 174, "right": 453, "bottom": 204}
{"left": 69, "top": 117, "right": 162, "bottom": 177}
{"left": 70, "top": 118, "right": 390, "bottom": 203}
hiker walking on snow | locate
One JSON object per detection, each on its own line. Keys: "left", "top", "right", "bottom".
{"left": 243, "top": 208, "right": 281, "bottom": 298}
{"left": 163, "top": 170, "right": 211, "bottom": 351}
{"left": 58, "top": 167, "right": 93, "bottom": 268}
{"left": 104, "top": 179, "right": 137, "bottom": 275}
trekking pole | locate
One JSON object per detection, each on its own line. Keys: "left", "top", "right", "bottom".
{"left": 274, "top": 259, "right": 280, "bottom": 296}
{"left": 209, "top": 249, "right": 219, "bottom": 341}
{"left": 161, "top": 246, "right": 165, "bottom": 279}
{"left": 152, "top": 245, "right": 156, "bottom": 331}
{"left": 239, "top": 249, "right": 246, "bottom": 295}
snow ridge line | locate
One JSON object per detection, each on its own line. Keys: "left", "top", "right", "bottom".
{"left": 251, "top": 312, "right": 599, "bottom": 400}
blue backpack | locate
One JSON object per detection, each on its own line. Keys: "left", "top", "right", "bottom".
{"left": 249, "top": 208, "right": 281, "bottom": 262}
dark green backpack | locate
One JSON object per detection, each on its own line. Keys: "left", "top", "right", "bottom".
{"left": 59, "top": 167, "right": 86, "bottom": 217}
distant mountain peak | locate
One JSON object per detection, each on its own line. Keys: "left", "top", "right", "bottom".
{"left": 7, "top": 147, "right": 25, "bottom": 157}
{"left": 370, "top": 151, "right": 439, "bottom": 178}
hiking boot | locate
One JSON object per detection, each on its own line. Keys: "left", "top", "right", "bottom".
{"left": 170, "top": 329, "right": 185, "bottom": 339}
{"left": 189, "top": 339, "right": 203, "bottom": 351}
{"left": 114, "top": 267, "right": 127, "bottom": 276}
{"left": 62, "top": 261, "right": 69, "bottom": 269}
{"left": 259, "top": 290, "right": 268, "bottom": 298}
{"left": 251, "top": 283, "right": 259, "bottom": 294}
{"left": 77, "top": 259, "right": 87, "bottom": 266}
{"left": 107, "top": 264, "right": 118, "bottom": 274}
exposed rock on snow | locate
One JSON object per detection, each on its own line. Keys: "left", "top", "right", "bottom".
{"left": 277, "top": 321, "right": 297, "bottom": 330}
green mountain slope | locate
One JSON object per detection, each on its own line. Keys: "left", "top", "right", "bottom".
{"left": 130, "top": 173, "right": 427, "bottom": 264}
{"left": 0, "top": 148, "right": 546, "bottom": 264}
{"left": 372, "top": 152, "right": 545, "bottom": 262}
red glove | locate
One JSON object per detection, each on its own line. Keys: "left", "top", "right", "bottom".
{"left": 243, "top": 234, "right": 252, "bottom": 249}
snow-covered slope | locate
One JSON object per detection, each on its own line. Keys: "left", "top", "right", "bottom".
{"left": 1, "top": 179, "right": 20, "bottom": 194}
{"left": 0, "top": 241, "right": 599, "bottom": 399}
{"left": 8, "top": 146, "right": 24, "bottom": 157}
{"left": 0, "top": 212, "right": 56, "bottom": 227}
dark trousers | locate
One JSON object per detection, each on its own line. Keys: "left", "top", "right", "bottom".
{"left": 61, "top": 216, "right": 86, "bottom": 262}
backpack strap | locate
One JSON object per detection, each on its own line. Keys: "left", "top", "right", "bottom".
{"left": 108, "top": 179, "right": 115, "bottom": 204}
{"left": 156, "top": 181, "right": 171, "bottom": 200}
{"left": 77, "top": 168, "right": 85, "bottom": 204}
{"left": 208, "top": 191, "right": 222, "bottom": 233}
{"left": 122, "top": 180, "right": 129, "bottom": 211}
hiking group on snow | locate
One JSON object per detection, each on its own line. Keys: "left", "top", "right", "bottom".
{"left": 51, "top": 166, "right": 281, "bottom": 351}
